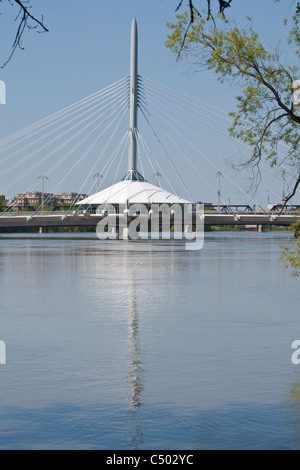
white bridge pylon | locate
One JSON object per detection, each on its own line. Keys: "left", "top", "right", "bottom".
{"left": 78, "top": 17, "right": 192, "bottom": 213}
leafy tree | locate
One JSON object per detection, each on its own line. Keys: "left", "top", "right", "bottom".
{"left": 167, "top": 4, "right": 300, "bottom": 275}
{"left": 166, "top": 7, "right": 300, "bottom": 202}
{"left": 281, "top": 215, "right": 300, "bottom": 276}
{"left": 0, "top": 196, "right": 6, "bottom": 212}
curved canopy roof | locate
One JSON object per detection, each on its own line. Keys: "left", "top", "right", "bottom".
{"left": 77, "top": 180, "right": 191, "bottom": 206}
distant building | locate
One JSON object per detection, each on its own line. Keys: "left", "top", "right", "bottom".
{"left": 8, "top": 192, "right": 88, "bottom": 210}
{"left": 53, "top": 193, "right": 88, "bottom": 206}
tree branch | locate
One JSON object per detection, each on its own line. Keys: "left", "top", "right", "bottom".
{"left": 281, "top": 171, "right": 300, "bottom": 213}
{"left": 1, "top": 0, "right": 49, "bottom": 68}
{"left": 175, "top": 1, "right": 232, "bottom": 60}
{"left": 13, "top": 0, "right": 48, "bottom": 31}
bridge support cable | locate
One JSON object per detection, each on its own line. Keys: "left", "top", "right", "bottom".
{"left": 152, "top": 108, "right": 277, "bottom": 212}
{"left": 142, "top": 77, "right": 297, "bottom": 189}
{"left": 0, "top": 81, "right": 129, "bottom": 170}
{"left": 0, "top": 87, "right": 128, "bottom": 179}
{"left": 143, "top": 80, "right": 289, "bottom": 171}
{"left": 0, "top": 83, "right": 128, "bottom": 173}
{"left": 146, "top": 92, "right": 282, "bottom": 204}
{"left": 51, "top": 131, "right": 130, "bottom": 215}
{"left": 72, "top": 127, "right": 130, "bottom": 209}
{"left": 142, "top": 76, "right": 293, "bottom": 154}
{"left": 11, "top": 102, "right": 129, "bottom": 215}
{"left": 140, "top": 103, "right": 239, "bottom": 211}
{"left": 140, "top": 87, "right": 274, "bottom": 213}
{"left": 146, "top": 94, "right": 283, "bottom": 203}
{"left": 0, "top": 77, "right": 129, "bottom": 152}
{"left": 84, "top": 133, "right": 133, "bottom": 210}
{"left": 0, "top": 88, "right": 129, "bottom": 198}
{"left": 138, "top": 101, "right": 232, "bottom": 204}
{"left": 138, "top": 102, "right": 193, "bottom": 202}
{"left": 137, "top": 131, "right": 178, "bottom": 196}
{"left": 141, "top": 80, "right": 286, "bottom": 209}
{"left": 36, "top": 105, "right": 130, "bottom": 212}
{"left": 135, "top": 135, "right": 146, "bottom": 181}
{"left": 136, "top": 133, "right": 157, "bottom": 185}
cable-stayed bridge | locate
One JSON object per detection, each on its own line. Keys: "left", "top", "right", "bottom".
{"left": 0, "top": 18, "right": 299, "bottom": 232}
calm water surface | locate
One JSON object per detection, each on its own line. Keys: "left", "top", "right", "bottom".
{"left": 0, "top": 232, "right": 300, "bottom": 450}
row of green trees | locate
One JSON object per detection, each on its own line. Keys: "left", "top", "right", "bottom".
{"left": 0, "top": 196, "right": 6, "bottom": 212}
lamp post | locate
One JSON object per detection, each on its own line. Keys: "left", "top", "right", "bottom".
{"left": 216, "top": 171, "right": 223, "bottom": 212}
{"left": 93, "top": 173, "right": 103, "bottom": 192}
{"left": 153, "top": 171, "right": 162, "bottom": 187}
{"left": 282, "top": 170, "right": 286, "bottom": 206}
{"left": 38, "top": 175, "right": 49, "bottom": 212}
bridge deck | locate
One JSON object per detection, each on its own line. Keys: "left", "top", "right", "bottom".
{"left": 0, "top": 211, "right": 299, "bottom": 228}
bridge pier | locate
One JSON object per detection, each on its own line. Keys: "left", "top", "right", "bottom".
{"left": 258, "top": 225, "right": 265, "bottom": 233}
{"left": 122, "top": 227, "right": 129, "bottom": 240}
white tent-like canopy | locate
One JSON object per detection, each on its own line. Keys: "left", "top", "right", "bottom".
{"left": 77, "top": 179, "right": 191, "bottom": 207}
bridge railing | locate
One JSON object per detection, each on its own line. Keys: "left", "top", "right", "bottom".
{"left": 0, "top": 211, "right": 72, "bottom": 217}
{"left": 0, "top": 209, "right": 299, "bottom": 218}
{"left": 203, "top": 210, "right": 299, "bottom": 216}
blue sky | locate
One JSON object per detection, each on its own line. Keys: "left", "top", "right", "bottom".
{"left": 0, "top": 0, "right": 299, "bottom": 205}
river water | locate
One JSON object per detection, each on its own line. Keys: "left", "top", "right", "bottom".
{"left": 0, "top": 232, "right": 299, "bottom": 450}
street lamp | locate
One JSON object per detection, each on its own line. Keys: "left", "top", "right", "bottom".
{"left": 153, "top": 171, "right": 162, "bottom": 188}
{"left": 216, "top": 171, "right": 223, "bottom": 212}
{"left": 282, "top": 170, "right": 286, "bottom": 206}
{"left": 38, "top": 175, "right": 49, "bottom": 212}
{"left": 93, "top": 173, "right": 103, "bottom": 192}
